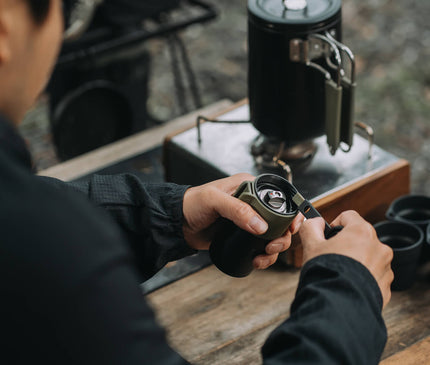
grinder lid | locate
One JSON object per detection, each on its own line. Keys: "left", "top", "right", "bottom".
{"left": 248, "top": 0, "right": 341, "bottom": 29}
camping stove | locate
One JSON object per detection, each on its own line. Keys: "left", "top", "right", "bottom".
{"left": 164, "top": 103, "right": 400, "bottom": 202}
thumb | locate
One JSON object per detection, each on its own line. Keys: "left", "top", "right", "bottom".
{"left": 213, "top": 193, "right": 268, "bottom": 235}
{"left": 299, "top": 217, "right": 326, "bottom": 246}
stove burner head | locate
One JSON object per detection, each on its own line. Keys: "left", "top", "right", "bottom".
{"left": 251, "top": 135, "right": 318, "bottom": 172}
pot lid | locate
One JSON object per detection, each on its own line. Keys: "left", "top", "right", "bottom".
{"left": 248, "top": 0, "right": 341, "bottom": 25}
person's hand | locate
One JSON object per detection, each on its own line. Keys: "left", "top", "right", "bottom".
{"left": 299, "top": 210, "right": 394, "bottom": 308}
{"left": 182, "top": 173, "right": 303, "bottom": 270}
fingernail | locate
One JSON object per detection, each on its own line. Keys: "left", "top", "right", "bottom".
{"left": 249, "top": 216, "right": 268, "bottom": 234}
{"left": 267, "top": 243, "right": 283, "bottom": 254}
{"left": 257, "top": 258, "right": 270, "bottom": 269}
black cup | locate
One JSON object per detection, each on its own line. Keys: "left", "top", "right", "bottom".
{"left": 426, "top": 224, "right": 430, "bottom": 252}
{"left": 386, "top": 195, "right": 430, "bottom": 261}
{"left": 374, "top": 221, "right": 423, "bottom": 291}
{"left": 386, "top": 195, "right": 430, "bottom": 229}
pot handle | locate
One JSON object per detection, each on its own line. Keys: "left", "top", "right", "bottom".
{"left": 325, "top": 31, "right": 356, "bottom": 152}
{"left": 340, "top": 80, "right": 356, "bottom": 149}
{"left": 290, "top": 34, "right": 345, "bottom": 155}
{"left": 386, "top": 207, "right": 396, "bottom": 219}
{"left": 325, "top": 79, "right": 343, "bottom": 155}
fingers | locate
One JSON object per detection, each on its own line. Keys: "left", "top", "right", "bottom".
{"left": 265, "top": 231, "right": 292, "bottom": 254}
{"left": 289, "top": 213, "right": 304, "bottom": 234}
{"left": 380, "top": 268, "right": 394, "bottom": 308}
{"left": 313, "top": 210, "right": 394, "bottom": 308}
{"left": 212, "top": 173, "right": 255, "bottom": 195}
{"left": 330, "top": 210, "right": 363, "bottom": 228}
{"left": 253, "top": 253, "right": 278, "bottom": 270}
{"left": 373, "top": 244, "right": 394, "bottom": 308}
{"left": 252, "top": 230, "right": 293, "bottom": 270}
{"left": 375, "top": 250, "right": 394, "bottom": 309}
{"left": 299, "top": 217, "right": 326, "bottom": 244}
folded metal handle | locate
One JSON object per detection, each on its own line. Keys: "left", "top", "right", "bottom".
{"left": 325, "top": 31, "right": 356, "bottom": 152}
{"left": 325, "top": 79, "right": 342, "bottom": 155}
{"left": 340, "top": 80, "right": 356, "bottom": 150}
{"left": 290, "top": 31, "right": 356, "bottom": 155}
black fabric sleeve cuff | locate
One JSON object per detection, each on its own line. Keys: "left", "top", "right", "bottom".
{"left": 299, "top": 254, "right": 384, "bottom": 311}
{"left": 262, "top": 254, "right": 387, "bottom": 365}
{"left": 145, "top": 182, "right": 198, "bottom": 265}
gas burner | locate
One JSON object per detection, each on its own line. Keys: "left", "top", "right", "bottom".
{"left": 251, "top": 135, "right": 318, "bottom": 179}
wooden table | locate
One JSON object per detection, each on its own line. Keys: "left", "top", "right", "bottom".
{"left": 39, "top": 100, "right": 430, "bottom": 364}
{"left": 146, "top": 261, "right": 430, "bottom": 364}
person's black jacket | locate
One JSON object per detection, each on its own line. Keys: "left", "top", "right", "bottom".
{"left": 0, "top": 115, "right": 386, "bottom": 364}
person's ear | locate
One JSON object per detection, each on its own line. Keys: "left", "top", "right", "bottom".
{"left": 0, "top": 2, "right": 12, "bottom": 65}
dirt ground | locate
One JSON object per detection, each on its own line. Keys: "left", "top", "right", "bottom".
{"left": 20, "top": 0, "right": 430, "bottom": 194}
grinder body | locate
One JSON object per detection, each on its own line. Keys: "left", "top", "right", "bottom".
{"left": 209, "top": 174, "right": 298, "bottom": 277}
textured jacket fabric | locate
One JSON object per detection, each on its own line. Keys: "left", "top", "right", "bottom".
{"left": 263, "top": 255, "right": 387, "bottom": 364}
{"left": 0, "top": 115, "right": 386, "bottom": 364}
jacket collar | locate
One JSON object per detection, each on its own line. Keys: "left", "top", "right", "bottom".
{"left": 0, "top": 114, "right": 33, "bottom": 171}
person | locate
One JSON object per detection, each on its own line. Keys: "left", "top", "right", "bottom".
{"left": 0, "top": 0, "right": 393, "bottom": 364}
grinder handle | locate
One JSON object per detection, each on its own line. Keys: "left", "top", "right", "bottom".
{"left": 293, "top": 193, "right": 343, "bottom": 239}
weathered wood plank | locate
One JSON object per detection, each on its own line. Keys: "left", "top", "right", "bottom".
{"left": 195, "top": 320, "right": 281, "bottom": 365}
{"left": 381, "top": 336, "right": 430, "bottom": 364}
{"left": 147, "top": 265, "right": 300, "bottom": 363}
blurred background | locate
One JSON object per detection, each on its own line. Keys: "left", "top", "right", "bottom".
{"left": 20, "top": 0, "right": 430, "bottom": 193}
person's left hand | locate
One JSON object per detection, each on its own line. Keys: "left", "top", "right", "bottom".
{"left": 182, "top": 173, "right": 303, "bottom": 270}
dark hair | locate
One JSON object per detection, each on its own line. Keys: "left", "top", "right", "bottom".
{"left": 26, "top": 0, "right": 51, "bottom": 24}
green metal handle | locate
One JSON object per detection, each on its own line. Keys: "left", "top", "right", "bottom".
{"left": 325, "top": 79, "right": 343, "bottom": 155}
{"left": 340, "top": 80, "right": 356, "bottom": 149}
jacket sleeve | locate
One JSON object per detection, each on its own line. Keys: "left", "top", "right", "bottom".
{"left": 262, "top": 254, "right": 387, "bottom": 365}
{"left": 38, "top": 174, "right": 196, "bottom": 281}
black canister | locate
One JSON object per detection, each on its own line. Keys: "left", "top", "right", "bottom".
{"left": 248, "top": 0, "right": 353, "bottom": 154}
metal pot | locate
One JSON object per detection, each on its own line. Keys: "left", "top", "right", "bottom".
{"left": 248, "top": 0, "right": 356, "bottom": 155}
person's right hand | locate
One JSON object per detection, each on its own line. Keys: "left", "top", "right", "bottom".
{"left": 299, "top": 210, "right": 394, "bottom": 308}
